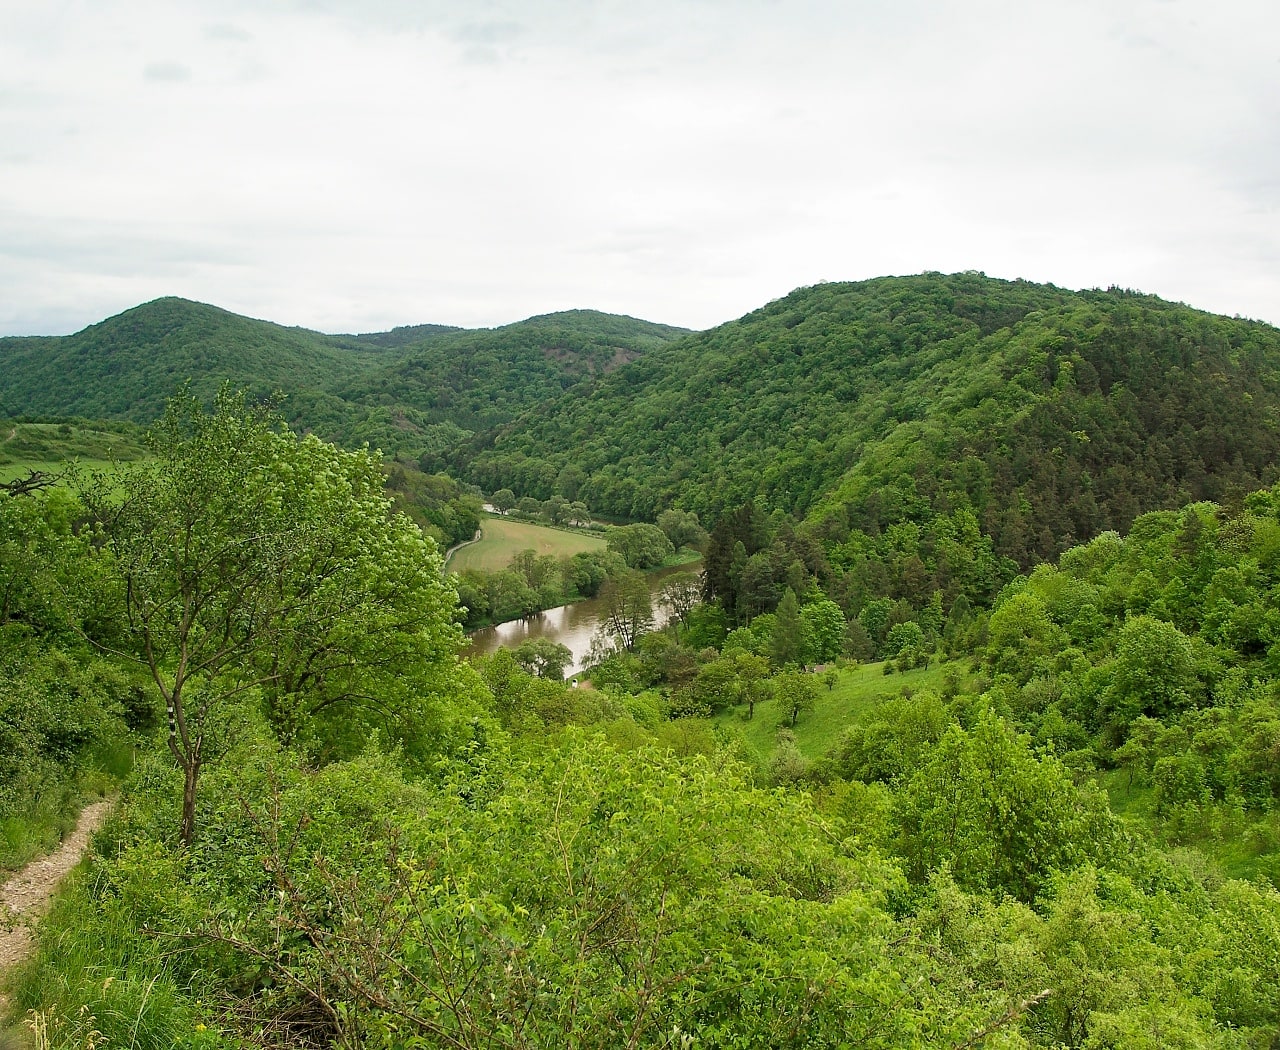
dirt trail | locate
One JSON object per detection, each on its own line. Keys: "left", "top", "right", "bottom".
{"left": 0, "top": 799, "right": 113, "bottom": 1008}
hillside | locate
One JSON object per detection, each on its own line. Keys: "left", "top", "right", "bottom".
{"left": 0, "top": 297, "right": 397, "bottom": 423}
{"left": 0, "top": 299, "right": 687, "bottom": 463}
{"left": 347, "top": 309, "right": 689, "bottom": 435}
{"left": 464, "top": 273, "right": 1280, "bottom": 572}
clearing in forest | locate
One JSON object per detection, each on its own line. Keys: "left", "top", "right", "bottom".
{"left": 445, "top": 515, "right": 607, "bottom": 573}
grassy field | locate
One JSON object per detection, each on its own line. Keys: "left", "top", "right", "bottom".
{"left": 446, "top": 515, "right": 608, "bottom": 573}
{"left": 714, "top": 658, "right": 974, "bottom": 765}
{"left": 0, "top": 422, "right": 145, "bottom": 483}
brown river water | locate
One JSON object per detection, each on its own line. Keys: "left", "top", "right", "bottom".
{"left": 464, "top": 561, "right": 701, "bottom": 679}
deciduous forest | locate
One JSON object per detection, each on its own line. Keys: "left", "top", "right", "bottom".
{"left": 2, "top": 273, "right": 1280, "bottom": 1048}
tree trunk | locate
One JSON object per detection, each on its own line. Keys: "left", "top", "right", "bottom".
{"left": 179, "top": 753, "right": 201, "bottom": 846}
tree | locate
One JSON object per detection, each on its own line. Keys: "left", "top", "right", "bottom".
{"left": 800, "top": 599, "right": 846, "bottom": 664}
{"left": 543, "top": 494, "right": 570, "bottom": 525}
{"left": 1102, "top": 616, "right": 1198, "bottom": 732}
{"left": 898, "top": 713, "right": 1117, "bottom": 901}
{"left": 511, "top": 638, "right": 573, "bottom": 681}
{"left": 0, "top": 487, "right": 85, "bottom": 638}
{"left": 735, "top": 651, "right": 770, "bottom": 720}
{"left": 774, "top": 667, "right": 817, "bottom": 728}
{"left": 769, "top": 588, "right": 804, "bottom": 668}
{"left": 656, "top": 508, "right": 707, "bottom": 551}
{"left": 81, "top": 390, "right": 474, "bottom": 844}
{"left": 597, "top": 569, "right": 654, "bottom": 651}
{"left": 659, "top": 571, "right": 702, "bottom": 637}
{"left": 607, "top": 523, "right": 673, "bottom": 569}
{"left": 490, "top": 488, "right": 515, "bottom": 515}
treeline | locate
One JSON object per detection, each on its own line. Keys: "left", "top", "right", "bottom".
{"left": 454, "top": 519, "right": 696, "bottom": 629}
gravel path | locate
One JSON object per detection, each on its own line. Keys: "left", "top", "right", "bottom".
{"left": 0, "top": 799, "right": 113, "bottom": 1010}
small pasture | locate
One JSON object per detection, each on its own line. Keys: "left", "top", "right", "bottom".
{"left": 713, "top": 658, "right": 971, "bottom": 764}
{"left": 446, "top": 515, "right": 607, "bottom": 573}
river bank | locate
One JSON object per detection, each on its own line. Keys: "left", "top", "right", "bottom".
{"left": 464, "top": 561, "right": 701, "bottom": 679}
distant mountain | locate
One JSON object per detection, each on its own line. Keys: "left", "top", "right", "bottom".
{"left": 462, "top": 272, "right": 1280, "bottom": 572}
{"left": 349, "top": 310, "right": 690, "bottom": 435}
{"left": 0, "top": 299, "right": 688, "bottom": 461}
{"left": 0, "top": 297, "right": 394, "bottom": 423}
{"left": 343, "top": 323, "right": 463, "bottom": 349}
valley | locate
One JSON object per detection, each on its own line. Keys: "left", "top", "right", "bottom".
{"left": 3, "top": 273, "right": 1280, "bottom": 1048}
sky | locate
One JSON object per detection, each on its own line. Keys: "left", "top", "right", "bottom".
{"left": 2, "top": 0, "right": 1278, "bottom": 336}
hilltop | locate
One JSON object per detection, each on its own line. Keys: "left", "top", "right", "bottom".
{"left": 0, "top": 298, "right": 688, "bottom": 460}
{"left": 464, "top": 273, "right": 1280, "bottom": 571}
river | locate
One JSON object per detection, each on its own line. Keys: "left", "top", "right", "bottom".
{"left": 464, "top": 561, "right": 701, "bottom": 679}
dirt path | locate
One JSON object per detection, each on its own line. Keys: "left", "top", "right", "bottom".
{"left": 442, "top": 526, "right": 483, "bottom": 572}
{"left": 0, "top": 799, "right": 113, "bottom": 1008}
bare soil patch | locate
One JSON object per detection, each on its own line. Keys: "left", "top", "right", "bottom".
{"left": 0, "top": 799, "right": 113, "bottom": 1011}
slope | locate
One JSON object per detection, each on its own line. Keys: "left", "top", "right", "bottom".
{"left": 347, "top": 309, "right": 690, "bottom": 436}
{"left": 0, "top": 297, "right": 401, "bottom": 423}
{"left": 0, "top": 300, "right": 688, "bottom": 464}
{"left": 464, "top": 273, "right": 1280, "bottom": 570}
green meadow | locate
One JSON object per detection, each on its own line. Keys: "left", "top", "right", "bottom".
{"left": 446, "top": 514, "right": 607, "bottom": 573}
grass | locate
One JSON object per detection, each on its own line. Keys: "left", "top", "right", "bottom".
{"left": 446, "top": 515, "right": 607, "bottom": 573}
{"left": 714, "top": 658, "right": 971, "bottom": 765}
{"left": 1094, "top": 767, "right": 1280, "bottom": 885}
{"left": 0, "top": 422, "right": 145, "bottom": 483}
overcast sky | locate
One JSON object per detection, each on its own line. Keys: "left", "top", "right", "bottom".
{"left": 2, "top": 0, "right": 1278, "bottom": 336}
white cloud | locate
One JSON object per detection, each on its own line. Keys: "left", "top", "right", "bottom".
{"left": 1, "top": 0, "right": 1278, "bottom": 335}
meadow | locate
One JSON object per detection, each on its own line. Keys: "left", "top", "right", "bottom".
{"left": 0, "top": 422, "right": 144, "bottom": 483}
{"left": 713, "top": 658, "right": 973, "bottom": 764}
{"left": 445, "top": 514, "right": 607, "bottom": 572}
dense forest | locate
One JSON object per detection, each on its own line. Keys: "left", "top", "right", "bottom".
{"left": 0, "top": 299, "right": 686, "bottom": 465}
{"left": 4, "top": 276, "right": 1280, "bottom": 1047}
{"left": 466, "top": 274, "right": 1280, "bottom": 557}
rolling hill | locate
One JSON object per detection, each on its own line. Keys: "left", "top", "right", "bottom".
{"left": 462, "top": 273, "right": 1280, "bottom": 572}
{"left": 0, "top": 298, "right": 688, "bottom": 461}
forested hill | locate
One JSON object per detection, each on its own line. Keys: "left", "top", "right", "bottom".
{"left": 463, "top": 272, "right": 1280, "bottom": 569}
{"left": 0, "top": 297, "right": 394, "bottom": 423}
{"left": 0, "top": 299, "right": 686, "bottom": 459}
{"left": 346, "top": 309, "right": 689, "bottom": 438}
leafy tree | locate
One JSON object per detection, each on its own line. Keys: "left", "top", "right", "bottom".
{"left": 774, "top": 667, "right": 817, "bottom": 728}
{"left": 656, "top": 508, "right": 707, "bottom": 551}
{"left": 543, "top": 494, "right": 570, "bottom": 525}
{"left": 885, "top": 620, "right": 925, "bottom": 660}
{"left": 597, "top": 569, "right": 654, "bottom": 652}
{"left": 897, "top": 713, "right": 1117, "bottom": 901}
{"left": 490, "top": 488, "right": 515, "bottom": 515}
{"left": 81, "top": 390, "right": 476, "bottom": 844}
{"left": 510, "top": 638, "right": 573, "bottom": 681}
{"left": 606, "top": 523, "right": 674, "bottom": 569}
{"left": 1101, "top": 615, "right": 1198, "bottom": 732}
{"left": 0, "top": 488, "right": 87, "bottom": 640}
{"left": 986, "top": 590, "right": 1067, "bottom": 681}
{"left": 800, "top": 598, "right": 846, "bottom": 664}
{"left": 659, "top": 571, "right": 702, "bottom": 637}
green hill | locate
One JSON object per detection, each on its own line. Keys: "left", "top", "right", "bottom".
{"left": 0, "top": 299, "right": 687, "bottom": 462}
{"left": 464, "top": 273, "right": 1280, "bottom": 572}
{"left": 348, "top": 309, "right": 689, "bottom": 436}
{"left": 0, "top": 297, "right": 399, "bottom": 423}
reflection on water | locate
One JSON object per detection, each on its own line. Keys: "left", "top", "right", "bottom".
{"left": 464, "top": 561, "right": 701, "bottom": 679}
